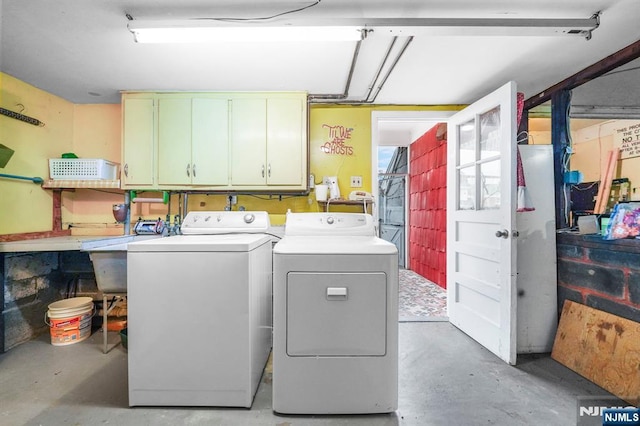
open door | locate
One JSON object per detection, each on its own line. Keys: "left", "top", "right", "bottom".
{"left": 446, "top": 81, "right": 518, "bottom": 365}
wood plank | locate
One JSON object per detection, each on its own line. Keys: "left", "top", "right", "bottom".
{"left": 0, "top": 229, "right": 71, "bottom": 243}
{"left": 525, "top": 39, "right": 640, "bottom": 109}
{"left": 595, "top": 149, "right": 620, "bottom": 214}
{"left": 551, "top": 300, "right": 640, "bottom": 406}
{"left": 594, "top": 150, "right": 614, "bottom": 214}
{"left": 551, "top": 90, "right": 572, "bottom": 229}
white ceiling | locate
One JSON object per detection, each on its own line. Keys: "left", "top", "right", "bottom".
{"left": 1, "top": 0, "right": 639, "bottom": 108}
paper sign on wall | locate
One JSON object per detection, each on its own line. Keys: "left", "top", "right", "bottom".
{"left": 614, "top": 121, "right": 640, "bottom": 159}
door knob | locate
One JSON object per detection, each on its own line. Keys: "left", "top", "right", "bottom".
{"left": 495, "top": 229, "right": 509, "bottom": 239}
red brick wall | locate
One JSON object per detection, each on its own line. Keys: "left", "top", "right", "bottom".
{"left": 409, "top": 123, "right": 447, "bottom": 289}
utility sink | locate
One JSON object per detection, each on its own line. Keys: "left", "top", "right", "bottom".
{"left": 84, "top": 235, "right": 161, "bottom": 293}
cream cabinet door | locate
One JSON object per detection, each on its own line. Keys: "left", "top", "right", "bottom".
{"left": 158, "top": 98, "right": 192, "bottom": 185}
{"left": 266, "top": 97, "right": 305, "bottom": 186}
{"left": 191, "top": 98, "right": 229, "bottom": 186}
{"left": 230, "top": 98, "right": 267, "bottom": 186}
{"left": 122, "top": 98, "right": 155, "bottom": 187}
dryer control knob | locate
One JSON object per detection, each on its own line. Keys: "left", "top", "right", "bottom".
{"left": 244, "top": 213, "right": 255, "bottom": 224}
{"left": 326, "top": 216, "right": 335, "bottom": 225}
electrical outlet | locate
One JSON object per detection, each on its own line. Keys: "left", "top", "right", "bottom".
{"left": 229, "top": 195, "right": 237, "bottom": 205}
{"left": 351, "top": 176, "right": 362, "bottom": 188}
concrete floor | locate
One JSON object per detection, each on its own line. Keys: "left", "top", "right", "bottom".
{"left": 0, "top": 322, "right": 615, "bottom": 426}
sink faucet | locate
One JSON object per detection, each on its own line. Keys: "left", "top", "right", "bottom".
{"left": 170, "top": 214, "right": 181, "bottom": 235}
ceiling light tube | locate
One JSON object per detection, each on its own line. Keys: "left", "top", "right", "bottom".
{"left": 128, "top": 21, "right": 365, "bottom": 43}
{"left": 127, "top": 15, "right": 599, "bottom": 43}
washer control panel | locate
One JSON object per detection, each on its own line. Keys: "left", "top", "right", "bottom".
{"left": 181, "top": 211, "right": 270, "bottom": 234}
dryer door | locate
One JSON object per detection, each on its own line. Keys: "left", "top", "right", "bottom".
{"left": 287, "top": 272, "right": 387, "bottom": 356}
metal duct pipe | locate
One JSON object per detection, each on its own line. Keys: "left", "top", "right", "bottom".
{"left": 363, "top": 37, "right": 398, "bottom": 102}
{"left": 182, "top": 193, "right": 189, "bottom": 219}
{"left": 309, "top": 36, "right": 414, "bottom": 104}
{"left": 366, "top": 36, "right": 414, "bottom": 103}
{"left": 124, "top": 191, "right": 131, "bottom": 236}
{"left": 308, "top": 38, "right": 363, "bottom": 101}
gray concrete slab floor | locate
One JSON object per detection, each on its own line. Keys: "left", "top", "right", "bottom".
{"left": 0, "top": 322, "right": 617, "bottom": 426}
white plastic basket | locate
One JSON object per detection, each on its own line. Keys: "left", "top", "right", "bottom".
{"left": 49, "top": 158, "right": 119, "bottom": 180}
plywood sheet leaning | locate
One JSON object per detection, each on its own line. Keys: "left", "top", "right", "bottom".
{"left": 551, "top": 300, "right": 640, "bottom": 405}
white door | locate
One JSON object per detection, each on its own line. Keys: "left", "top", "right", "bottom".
{"left": 446, "top": 81, "right": 518, "bottom": 365}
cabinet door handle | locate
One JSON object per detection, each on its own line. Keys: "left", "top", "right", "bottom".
{"left": 261, "top": 165, "right": 265, "bottom": 178}
{"left": 186, "top": 164, "right": 191, "bottom": 177}
{"left": 192, "top": 164, "right": 196, "bottom": 177}
{"left": 124, "top": 164, "right": 129, "bottom": 177}
{"left": 268, "top": 163, "right": 271, "bottom": 178}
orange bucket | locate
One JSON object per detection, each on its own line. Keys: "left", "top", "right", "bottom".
{"left": 46, "top": 297, "right": 94, "bottom": 346}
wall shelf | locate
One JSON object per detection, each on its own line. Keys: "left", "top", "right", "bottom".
{"left": 317, "top": 199, "right": 373, "bottom": 213}
{"left": 41, "top": 179, "right": 121, "bottom": 190}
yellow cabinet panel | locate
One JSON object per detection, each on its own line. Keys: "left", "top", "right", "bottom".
{"left": 267, "top": 97, "right": 305, "bottom": 186}
{"left": 158, "top": 98, "right": 192, "bottom": 185}
{"left": 122, "top": 91, "right": 306, "bottom": 191}
{"left": 230, "top": 98, "right": 267, "bottom": 186}
{"left": 122, "top": 98, "right": 155, "bottom": 187}
{"left": 192, "top": 98, "right": 229, "bottom": 186}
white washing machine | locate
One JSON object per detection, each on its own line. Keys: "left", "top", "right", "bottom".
{"left": 272, "top": 212, "right": 399, "bottom": 414}
{"left": 127, "top": 211, "right": 272, "bottom": 408}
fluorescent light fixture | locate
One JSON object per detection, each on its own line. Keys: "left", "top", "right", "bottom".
{"left": 128, "top": 21, "right": 364, "bottom": 43}
{"left": 128, "top": 16, "right": 599, "bottom": 43}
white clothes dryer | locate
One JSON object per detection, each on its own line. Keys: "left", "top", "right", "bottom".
{"left": 272, "top": 212, "right": 398, "bottom": 414}
{"left": 127, "top": 211, "right": 272, "bottom": 408}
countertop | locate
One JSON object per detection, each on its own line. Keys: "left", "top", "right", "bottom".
{"left": 0, "top": 228, "right": 286, "bottom": 253}
{"left": 0, "top": 235, "right": 138, "bottom": 253}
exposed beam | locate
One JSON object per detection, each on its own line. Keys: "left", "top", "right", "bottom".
{"left": 551, "top": 90, "right": 572, "bottom": 230}
{"left": 525, "top": 39, "right": 640, "bottom": 110}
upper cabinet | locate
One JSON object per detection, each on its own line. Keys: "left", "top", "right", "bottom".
{"left": 121, "top": 91, "right": 308, "bottom": 191}
{"left": 230, "top": 94, "right": 307, "bottom": 188}
{"left": 122, "top": 97, "right": 155, "bottom": 187}
{"left": 157, "top": 96, "right": 229, "bottom": 187}
{"left": 230, "top": 98, "right": 267, "bottom": 186}
{"left": 266, "top": 97, "right": 306, "bottom": 186}
{"left": 191, "top": 98, "right": 230, "bottom": 186}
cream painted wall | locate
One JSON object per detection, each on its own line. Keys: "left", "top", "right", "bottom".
{"left": 187, "top": 105, "right": 454, "bottom": 224}
{"left": 571, "top": 119, "right": 640, "bottom": 199}
{"left": 65, "top": 104, "right": 124, "bottom": 234}
{"left": 0, "top": 73, "right": 74, "bottom": 235}
{"left": 2, "top": 72, "right": 459, "bottom": 233}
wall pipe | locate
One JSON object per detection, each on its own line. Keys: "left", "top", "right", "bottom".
{"left": 0, "top": 173, "right": 43, "bottom": 184}
{"left": 365, "top": 36, "right": 414, "bottom": 103}
{"left": 308, "top": 38, "right": 363, "bottom": 102}
{"left": 309, "top": 36, "right": 414, "bottom": 104}
{"left": 362, "top": 37, "right": 398, "bottom": 102}
{"left": 124, "top": 191, "right": 131, "bottom": 235}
